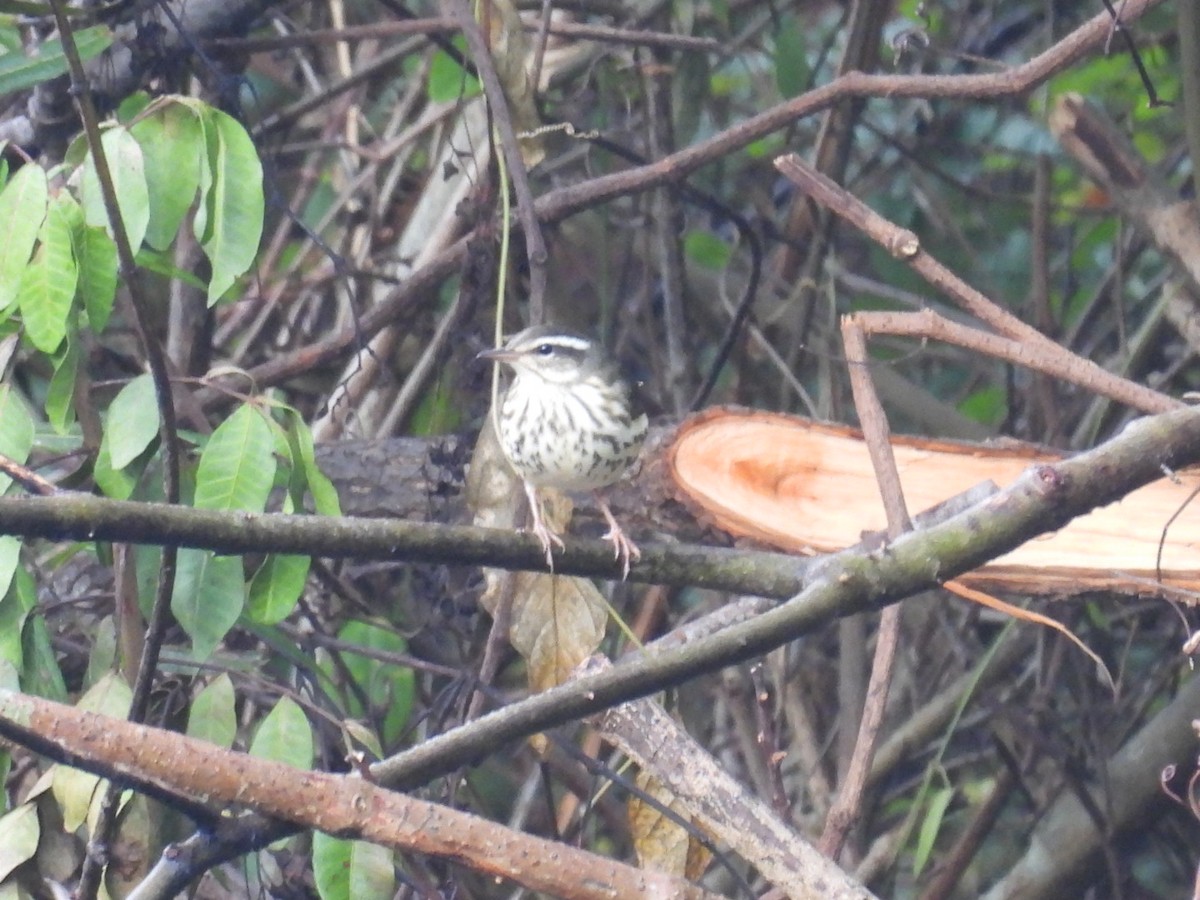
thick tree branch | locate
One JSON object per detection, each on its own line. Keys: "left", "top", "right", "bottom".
{"left": 593, "top": 671, "right": 878, "bottom": 900}
{"left": 0, "top": 491, "right": 808, "bottom": 597}
{"left": 0, "top": 689, "right": 719, "bottom": 900}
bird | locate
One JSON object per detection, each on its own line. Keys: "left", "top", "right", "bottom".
{"left": 478, "top": 325, "right": 648, "bottom": 577}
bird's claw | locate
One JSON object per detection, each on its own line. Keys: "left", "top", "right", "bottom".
{"left": 595, "top": 493, "right": 639, "bottom": 579}
{"left": 530, "top": 521, "right": 565, "bottom": 570}
{"left": 601, "top": 524, "right": 640, "bottom": 580}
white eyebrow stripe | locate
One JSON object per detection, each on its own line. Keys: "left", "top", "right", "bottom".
{"left": 539, "top": 336, "right": 591, "bottom": 351}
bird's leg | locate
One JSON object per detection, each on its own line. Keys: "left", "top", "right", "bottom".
{"left": 594, "top": 492, "right": 640, "bottom": 579}
{"left": 523, "top": 481, "right": 564, "bottom": 569}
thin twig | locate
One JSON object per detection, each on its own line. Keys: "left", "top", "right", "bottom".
{"left": 774, "top": 153, "right": 1179, "bottom": 415}
{"left": 819, "top": 318, "right": 909, "bottom": 859}
{"left": 643, "top": 40, "right": 691, "bottom": 412}
{"left": 449, "top": 0, "right": 548, "bottom": 317}
{"left": 207, "top": 17, "right": 721, "bottom": 53}
{"left": 44, "top": 3, "right": 182, "bottom": 894}
{"left": 529, "top": 0, "right": 554, "bottom": 100}
{"left": 191, "top": 0, "right": 1166, "bottom": 412}
{"left": 848, "top": 308, "right": 1177, "bottom": 415}
{"left": 533, "top": 0, "right": 1164, "bottom": 228}
{"left": 0, "top": 453, "right": 61, "bottom": 496}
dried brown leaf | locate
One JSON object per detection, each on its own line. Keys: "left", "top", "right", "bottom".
{"left": 482, "top": 0, "right": 544, "bottom": 166}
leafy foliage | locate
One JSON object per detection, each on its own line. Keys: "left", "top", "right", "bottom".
{"left": 0, "top": 25, "right": 111, "bottom": 95}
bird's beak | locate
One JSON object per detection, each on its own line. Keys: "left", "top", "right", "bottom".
{"left": 477, "top": 347, "right": 518, "bottom": 363}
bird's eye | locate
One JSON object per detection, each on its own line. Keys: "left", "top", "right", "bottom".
{"left": 536, "top": 344, "right": 555, "bottom": 356}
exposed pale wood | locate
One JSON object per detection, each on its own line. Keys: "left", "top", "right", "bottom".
{"left": 668, "top": 408, "right": 1200, "bottom": 596}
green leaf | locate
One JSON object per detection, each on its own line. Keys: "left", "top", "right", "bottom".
{"left": 194, "top": 404, "right": 276, "bottom": 512}
{"left": 54, "top": 186, "right": 85, "bottom": 234}
{"left": 0, "top": 536, "right": 20, "bottom": 601}
{"left": 0, "top": 560, "right": 29, "bottom": 674}
{"left": 287, "top": 410, "right": 341, "bottom": 516}
{"left": 82, "top": 616, "right": 117, "bottom": 690}
{"left": 93, "top": 437, "right": 137, "bottom": 499}
{"left": 193, "top": 108, "right": 263, "bottom": 304}
{"left": 103, "top": 374, "right": 160, "bottom": 469}
{"left": 347, "top": 838, "right": 395, "bottom": 898}
{"left": 249, "top": 695, "right": 313, "bottom": 770}
{"left": 20, "top": 568, "right": 66, "bottom": 701}
{"left": 0, "top": 803, "right": 39, "bottom": 881}
{"left": 133, "top": 246, "right": 207, "bottom": 290}
{"left": 408, "top": 377, "right": 461, "bottom": 436}
{"left": 51, "top": 673, "right": 131, "bottom": 831}
{"left": 683, "top": 230, "right": 733, "bottom": 271}
{"left": 81, "top": 126, "right": 150, "bottom": 252}
{"left": 913, "top": 785, "right": 954, "bottom": 876}
{"left": 0, "top": 385, "right": 34, "bottom": 495}
{"left": 187, "top": 673, "right": 237, "bottom": 748}
{"left": 958, "top": 385, "right": 1008, "bottom": 427}
{"left": 171, "top": 549, "right": 244, "bottom": 661}
{"left": 133, "top": 544, "right": 161, "bottom": 618}
{"left": 76, "top": 225, "right": 118, "bottom": 332}
{"left": 18, "top": 194, "right": 78, "bottom": 353}
{"left": 314, "top": 834, "right": 396, "bottom": 900}
{"left": 774, "top": 15, "right": 810, "bottom": 98}
{"left": 313, "top": 833, "right": 353, "bottom": 900}
{"left": 0, "top": 26, "right": 112, "bottom": 95}
{"left": 130, "top": 102, "right": 204, "bottom": 251}
{"left": 427, "top": 38, "right": 480, "bottom": 103}
{"left": 22, "top": 620, "right": 67, "bottom": 701}
{"left": 46, "top": 336, "right": 79, "bottom": 434}
{"left": 247, "top": 554, "right": 310, "bottom": 625}
{"left": 79, "top": 671, "right": 133, "bottom": 716}
{"left": 336, "top": 620, "right": 414, "bottom": 748}
{"left": 116, "top": 91, "right": 152, "bottom": 123}
{"left": 0, "top": 164, "right": 48, "bottom": 311}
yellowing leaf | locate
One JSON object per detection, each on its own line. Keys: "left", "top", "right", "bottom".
{"left": 509, "top": 572, "right": 606, "bottom": 693}
{"left": 0, "top": 803, "right": 38, "bottom": 880}
{"left": 628, "top": 771, "right": 712, "bottom": 881}
{"left": 51, "top": 674, "right": 131, "bottom": 832}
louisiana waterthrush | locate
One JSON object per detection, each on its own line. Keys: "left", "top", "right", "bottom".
{"left": 478, "top": 325, "right": 649, "bottom": 576}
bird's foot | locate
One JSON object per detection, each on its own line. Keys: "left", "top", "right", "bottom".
{"left": 602, "top": 525, "right": 640, "bottom": 580}
{"left": 530, "top": 519, "right": 566, "bottom": 570}
{"left": 523, "top": 482, "right": 565, "bottom": 571}
{"left": 596, "top": 494, "right": 640, "bottom": 579}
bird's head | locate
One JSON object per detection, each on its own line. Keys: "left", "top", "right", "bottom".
{"left": 477, "top": 326, "right": 600, "bottom": 387}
